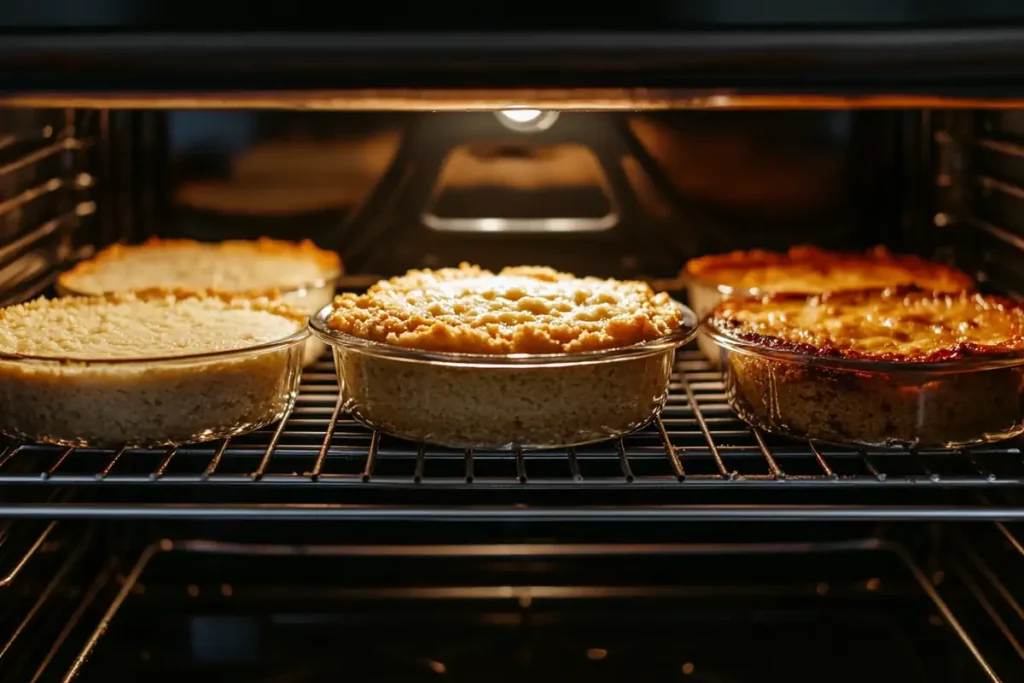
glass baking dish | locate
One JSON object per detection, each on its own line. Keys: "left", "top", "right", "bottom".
{"left": 310, "top": 302, "right": 698, "bottom": 450}
{"left": 702, "top": 322, "right": 1024, "bottom": 449}
{"left": 0, "top": 328, "right": 308, "bottom": 448}
{"left": 275, "top": 275, "right": 339, "bottom": 366}
{"left": 685, "top": 273, "right": 750, "bottom": 365}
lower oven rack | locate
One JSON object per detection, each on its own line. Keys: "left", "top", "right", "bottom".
{"left": 6, "top": 523, "right": 1024, "bottom": 683}
{"left": 1, "top": 349, "right": 1023, "bottom": 520}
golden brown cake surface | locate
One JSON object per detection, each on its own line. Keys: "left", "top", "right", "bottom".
{"left": 686, "top": 246, "right": 972, "bottom": 294}
{"left": 58, "top": 238, "right": 341, "bottom": 298}
{"left": 0, "top": 290, "right": 306, "bottom": 360}
{"left": 327, "top": 263, "right": 684, "bottom": 354}
{"left": 709, "top": 288, "right": 1024, "bottom": 362}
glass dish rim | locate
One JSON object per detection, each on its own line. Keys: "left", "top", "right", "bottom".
{"left": 310, "top": 300, "right": 698, "bottom": 366}
{"left": 0, "top": 327, "right": 310, "bottom": 366}
{"left": 701, "top": 316, "right": 1024, "bottom": 373}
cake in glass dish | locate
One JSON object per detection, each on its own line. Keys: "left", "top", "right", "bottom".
{"left": 311, "top": 263, "right": 698, "bottom": 449}
{"left": 0, "top": 290, "right": 308, "bottom": 447}
{"left": 57, "top": 237, "right": 340, "bottom": 365}
{"left": 684, "top": 246, "right": 974, "bottom": 362}
{"left": 704, "top": 287, "right": 1024, "bottom": 448}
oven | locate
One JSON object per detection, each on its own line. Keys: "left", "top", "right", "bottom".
{"left": 0, "top": 6, "right": 1023, "bottom": 682}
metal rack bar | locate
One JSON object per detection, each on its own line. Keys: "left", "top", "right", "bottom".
{"left": 201, "top": 441, "right": 227, "bottom": 479}
{"left": 890, "top": 544, "right": 1005, "bottom": 683}
{"left": 310, "top": 394, "right": 344, "bottom": 479}
{"left": 566, "top": 447, "right": 582, "bottom": 482}
{"left": 807, "top": 442, "right": 837, "bottom": 479}
{"left": 753, "top": 429, "right": 784, "bottom": 479}
{"left": 655, "top": 416, "right": 685, "bottom": 480}
{"left": 0, "top": 503, "right": 1021, "bottom": 521}
{"left": 362, "top": 431, "right": 380, "bottom": 482}
{"left": 28, "top": 556, "right": 119, "bottom": 683}
{"left": 0, "top": 526, "right": 92, "bottom": 663}
{"left": 954, "top": 562, "right": 1024, "bottom": 662}
{"left": 680, "top": 374, "right": 732, "bottom": 479}
{"left": 413, "top": 444, "right": 426, "bottom": 483}
{"left": 514, "top": 447, "right": 527, "bottom": 484}
{"left": 42, "top": 448, "right": 73, "bottom": 479}
{"left": 978, "top": 137, "right": 1024, "bottom": 159}
{"left": 150, "top": 448, "right": 176, "bottom": 480}
{"left": 615, "top": 439, "right": 634, "bottom": 483}
{"left": 979, "top": 174, "right": 1024, "bottom": 200}
{"left": 253, "top": 404, "right": 295, "bottom": 481}
{"left": 463, "top": 449, "right": 474, "bottom": 483}
{"left": 96, "top": 447, "right": 125, "bottom": 480}
{"left": 0, "top": 520, "right": 57, "bottom": 587}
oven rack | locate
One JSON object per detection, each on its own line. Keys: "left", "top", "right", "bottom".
{"left": 15, "top": 528, "right": 1024, "bottom": 683}
{"left": 1, "top": 350, "right": 1023, "bottom": 520}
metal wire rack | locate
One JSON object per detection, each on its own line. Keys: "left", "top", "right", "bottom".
{"left": 2, "top": 349, "right": 1023, "bottom": 494}
{"left": 34, "top": 532, "right": 1024, "bottom": 683}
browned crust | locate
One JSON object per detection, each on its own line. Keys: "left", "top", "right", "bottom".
{"left": 2, "top": 288, "right": 310, "bottom": 329}
{"left": 707, "top": 286, "right": 1024, "bottom": 363}
{"left": 57, "top": 237, "right": 343, "bottom": 298}
{"left": 684, "top": 245, "right": 974, "bottom": 292}
{"left": 327, "top": 263, "right": 685, "bottom": 355}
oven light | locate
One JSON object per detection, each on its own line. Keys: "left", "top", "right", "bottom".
{"left": 501, "top": 108, "right": 542, "bottom": 123}
{"left": 495, "top": 108, "right": 560, "bottom": 132}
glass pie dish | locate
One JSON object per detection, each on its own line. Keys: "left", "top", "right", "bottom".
{"left": 703, "top": 288, "right": 1024, "bottom": 449}
{"left": 0, "top": 337, "right": 307, "bottom": 448}
{"left": 310, "top": 302, "right": 698, "bottom": 450}
{"left": 0, "top": 293, "right": 309, "bottom": 448}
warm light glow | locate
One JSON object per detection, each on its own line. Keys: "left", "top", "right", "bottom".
{"left": 499, "top": 108, "right": 542, "bottom": 123}
{"left": 494, "top": 108, "right": 560, "bottom": 132}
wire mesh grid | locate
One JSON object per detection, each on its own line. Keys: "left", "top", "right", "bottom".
{"left": 1, "top": 348, "right": 1022, "bottom": 489}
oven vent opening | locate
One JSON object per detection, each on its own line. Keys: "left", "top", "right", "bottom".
{"left": 423, "top": 142, "right": 617, "bottom": 233}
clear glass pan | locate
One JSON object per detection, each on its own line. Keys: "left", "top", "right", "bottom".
{"left": 0, "top": 328, "right": 308, "bottom": 448}
{"left": 311, "top": 302, "right": 699, "bottom": 450}
{"left": 702, "top": 320, "right": 1024, "bottom": 449}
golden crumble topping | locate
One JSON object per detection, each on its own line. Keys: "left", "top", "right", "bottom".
{"left": 686, "top": 245, "right": 972, "bottom": 294}
{"left": 58, "top": 237, "right": 342, "bottom": 298}
{"left": 0, "top": 290, "right": 306, "bottom": 360}
{"left": 327, "top": 263, "right": 684, "bottom": 354}
{"left": 709, "top": 288, "right": 1024, "bottom": 362}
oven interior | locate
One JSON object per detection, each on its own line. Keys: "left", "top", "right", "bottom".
{"left": 0, "top": 106, "right": 1023, "bottom": 681}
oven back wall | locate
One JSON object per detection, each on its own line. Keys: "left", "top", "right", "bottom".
{"left": 160, "top": 109, "right": 897, "bottom": 279}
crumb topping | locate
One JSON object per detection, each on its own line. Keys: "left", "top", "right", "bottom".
{"left": 686, "top": 245, "right": 973, "bottom": 294}
{"left": 0, "top": 291, "right": 306, "bottom": 360}
{"left": 58, "top": 237, "right": 342, "bottom": 297}
{"left": 708, "top": 288, "right": 1024, "bottom": 362}
{"left": 327, "top": 263, "right": 684, "bottom": 354}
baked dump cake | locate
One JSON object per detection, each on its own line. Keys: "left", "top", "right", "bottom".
{"left": 314, "top": 263, "right": 696, "bottom": 448}
{"left": 58, "top": 237, "right": 340, "bottom": 364}
{"left": 705, "top": 287, "right": 1024, "bottom": 448}
{"left": 58, "top": 237, "right": 340, "bottom": 297}
{"left": 684, "top": 245, "right": 973, "bottom": 361}
{"left": 0, "top": 291, "right": 307, "bottom": 447}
